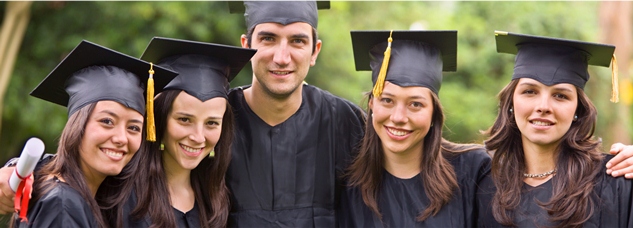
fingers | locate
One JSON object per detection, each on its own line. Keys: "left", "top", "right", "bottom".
{"left": 609, "top": 143, "right": 626, "bottom": 155}
{"left": 0, "top": 167, "right": 15, "bottom": 214}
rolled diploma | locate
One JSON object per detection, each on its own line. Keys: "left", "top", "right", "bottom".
{"left": 9, "top": 138, "right": 45, "bottom": 192}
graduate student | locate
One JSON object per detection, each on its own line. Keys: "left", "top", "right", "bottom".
{"left": 478, "top": 31, "right": 633, "bottom": 227}
{"left": 225, "top": 1, "right": 365, "bottom": 226}
{"left": 338, "top": 30, "right": 490, "bottom": 227}
{"left": 14, "top": 41, "right": 176, "bottom": 227}
{"left": 101, "top": 37, "right": 255, "bottom": 228}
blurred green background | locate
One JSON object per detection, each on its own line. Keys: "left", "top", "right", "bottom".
{"left": 0, "top": 1, "right": 631, "bottom": 163}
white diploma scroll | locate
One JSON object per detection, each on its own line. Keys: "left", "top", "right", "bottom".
{"left": 9, "top": 137, "right": 45, "bottom": 192}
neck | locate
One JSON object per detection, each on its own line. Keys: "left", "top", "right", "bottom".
{"left": 244, "top": 81, "right": 303, "bottom": 126}
{"left": 81, "top": 171, "right": 105, "bottom": 198}
{"left": 163, "top": 154, "right": 194, "bottom": 212}
{"left": 383, "top": 145, "right": 423, "bottom": 179}
{"left": 522, "top": 140, "right": 558, "bottom": 186}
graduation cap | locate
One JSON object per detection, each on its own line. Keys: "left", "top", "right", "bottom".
{"left": 351, "top": 30, "right": 457, "bottom": 96}
{"left": 30, "top": 40, "right": 178, "bottom": 141}
{"left": 495, "top": 30, "right": 619, "bottom": 102}
{"left": 140, "top": 37, "right": 256, "bottom": 101}
{"left": 228, "top": 1, "right": 330, "bottom": 31}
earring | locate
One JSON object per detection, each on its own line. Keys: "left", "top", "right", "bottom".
{"left": 209, "top": 150, "right": 215, "bottom": 158}
{"left": 430, "top": 123, "right": 434, "bottom": 127}
{"left": 574, "top": 115, "right": 578, "bottom": 121}
{"left": 159, "top": 143, "right": 164, "bottom": 151}
{"left": 509, "top": 108, "right": 513, "bottom": 113}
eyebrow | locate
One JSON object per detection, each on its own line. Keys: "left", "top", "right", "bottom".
{"left": 175, "top": 112, "right": 223, "bottom": 120}
{"left": 99, "top": 110, "right": 143, "bottom": 124}
{"left": 518, "top": 82, "right": 574, "bottom": 93}
{"left": 381, "top": 92, "right": 428, "bottom": 100}
{"left": 257, "top": 31, "right": 310, "bottom": 40}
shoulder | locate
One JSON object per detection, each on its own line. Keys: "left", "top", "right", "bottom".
{"left": 302, "top": 84, "right": 365, "bottom": 117}
{"left": 24, "top": 182, "right": 95, "bottom": 227}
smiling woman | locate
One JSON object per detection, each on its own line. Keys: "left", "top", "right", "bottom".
{"left": 478, "top": 31, "right": 633, "bottom": 227}
{"left": 14, "top": 40, "right": 176, "bottom": 228}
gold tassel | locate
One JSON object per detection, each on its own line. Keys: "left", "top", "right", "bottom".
{"left": 372, "top": 30, "right": 394, "bottom": 98}
{"left": 146, "top": 63, "right": 156, "bottom": 141}
{"left": 610, "top": 54, "right": 619, "bottom": 103}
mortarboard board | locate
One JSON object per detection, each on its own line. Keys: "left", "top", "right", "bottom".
{"left": 351, "top": 30, "right": 457, "bottom": 96}
{"left": 30, "top": 40, "right": 178, "bottom": 141}
{"left": 495, "top": 30, "right": 619, "bottom": 102}
{"left": 140, "top": 37, "right": 256, "bottom": 101}
{"left": 228, "top": 1, "right": 330, "bottom": 31}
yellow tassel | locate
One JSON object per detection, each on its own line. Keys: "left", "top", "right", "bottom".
{"left": 372, "top": 30, "right": 393, "bottom": 98}
{"left": 610, "top": 54, "right": 619, "bottom": 103}
{"left": 146, "top": 63, "right": 156, "bottom": 141}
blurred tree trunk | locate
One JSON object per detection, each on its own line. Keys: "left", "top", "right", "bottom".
{"left": 0, "top": 1, "right": 32, "bottom": 138}
{"left": 599, "top": 1, "right": 632, "bottom": 145}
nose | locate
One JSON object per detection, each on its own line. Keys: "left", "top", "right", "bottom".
{"left": 111, "top": 125, "right": 128, "bottom": 147}
{"left": 188, "top": 125, "right": 205, "bottom": 144}
{"left": 535, "top": 94, "right": 553, "bottom": 115}
{"left": 272, "top": 41, "right": 291, "bottom": 67}
{"left": 390, "top": 104, "right": 408, "bottom": 124}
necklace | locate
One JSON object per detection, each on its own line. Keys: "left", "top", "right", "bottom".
{"left": 523, "top": 169, "right": 557, "bottom": 178}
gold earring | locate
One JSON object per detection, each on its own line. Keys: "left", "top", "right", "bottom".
{"left": 159, "top": 143, "right": 164, "bottom": 151}
{"left": 209, "top": 150, "right": 215, "bottom": 157}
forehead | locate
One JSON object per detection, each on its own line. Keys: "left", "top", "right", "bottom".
{"left": 93, "top": 100, "right": 142, "bottom": 116}
{"left": 516, "top": 78, "right": 577, "bottom": 91}
{"left": 172, "top": 91, "right": 227, "bottom": 114}
{"left": 382, "top": 82, "right": 433, "bottom": 99}
{"left": 252, "top": 22, "right": 313, "bottom": 37}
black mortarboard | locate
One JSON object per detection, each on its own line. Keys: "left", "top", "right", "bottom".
{"left": 228, "top": 1, "right": 330, "bottom": 31}
{"left": 351, "top": 30, "right": 457, "bottom": 96}
{"left": 30, "top": 40, "right": 178, "bottom": 117}
{"left": 140, "top": 37, "right": 256, "bottom": 101}
{"left": 495, "top": 31, "right": 617, "bottom": 90}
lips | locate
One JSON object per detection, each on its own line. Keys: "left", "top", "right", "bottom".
{"left": 385, "top": 127, "right": 412, "bottom": 139}
{"left": 180, "top": 143, "right": 203, "bottom": 156}
{"left": 101, "top": 148, "right": 125, "bottom": 161}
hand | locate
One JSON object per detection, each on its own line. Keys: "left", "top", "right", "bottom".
{"left": 606, "top": 143, "right": 633, "bottom": 179}
{"left": 0, "top": 166, "right": 16, "bottom": 214}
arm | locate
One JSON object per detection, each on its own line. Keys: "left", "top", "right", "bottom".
{"left": 605, "top": 143, "right": 633, "bottom": 178}
{"left": 0, "top": 166, "right": 15, "bottom": 214}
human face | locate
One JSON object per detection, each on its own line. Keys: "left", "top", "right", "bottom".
{"left": 241, "top": 22, "right": 322, "bottom": 97}
{"left": 162, "top": 92, "right": 225, "bottom": 172}
{"left": 79, "top": 101, "right": 143, "bottom": 181}
{"left": 369, "top": 82, "right": 434, "bottom": 157}
{"left": 512, "top": 78, "right": 578, "bottom": 149}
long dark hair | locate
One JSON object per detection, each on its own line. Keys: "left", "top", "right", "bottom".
{"left": 346, "top": 91, "right": 470, "bottom": 221}
{"left": 25, "top": 103, "right": 108, "bottom": 227}
{"left": 105, "top": 90, "right": 233, "bottom": 227}
{"left": 483, "top": 79, "right": 602, "bottom": 227}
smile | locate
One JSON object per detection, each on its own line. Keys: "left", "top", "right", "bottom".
{"left": 180, "top": 144, "right": 203, "bottom": 154}
{"left": 102, "top": 148, "right": 124, "bottom": 159}
{"left": 386, "top": 127, "right": 411, "bottom": 137}
{"left": 530, "top": 120, "right": 553, "bottom": 126}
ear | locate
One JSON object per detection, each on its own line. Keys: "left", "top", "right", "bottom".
{"left": 240, "top": 34, "right": 249, "bottom": 48}
{"left": 368, "top": 96, "right": 374, "bottom": 112}
{"left": 310, "top": 39, "right": 322, "bottom": 66}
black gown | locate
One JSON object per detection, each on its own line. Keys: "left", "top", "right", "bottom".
{"left": 226, "top": 84, "right": 366, "bottom": 227}
{"left": 338, "top": 148, "right": 491, "bottom": 227}
{"left": 16, "top": 177, "right": 97, "bottom": 228}
{"left": 122, "top": 190, "right": 201, "bottom": 228}
{"left": 477, "top": 154, "right": 633, "bottom": 227}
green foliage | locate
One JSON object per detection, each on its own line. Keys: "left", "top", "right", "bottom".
{"left": 0, "top": 1, "right": 629, "bottom": 163}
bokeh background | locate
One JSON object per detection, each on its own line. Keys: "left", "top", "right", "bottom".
{"left": 0, "top": 1, "right": 631, "bottom": 163}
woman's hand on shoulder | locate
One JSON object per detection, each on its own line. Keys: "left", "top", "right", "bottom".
{"left": 606, "top": 143, "right": 633, "bottom": 179}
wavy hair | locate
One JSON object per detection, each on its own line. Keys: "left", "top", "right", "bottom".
{"left": 483, "top": 79, "right": 603, "bottom": 227}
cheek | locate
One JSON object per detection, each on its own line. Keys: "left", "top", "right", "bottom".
{"left": 207, "top": 129, "right": 223, "bottom": 145}
{"left": 128, "top": 135, "right": 142, "bottom": 153}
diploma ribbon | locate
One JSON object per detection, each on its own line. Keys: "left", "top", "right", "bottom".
{"left": 13, "top": 169, "right": 32, "bottom": 223}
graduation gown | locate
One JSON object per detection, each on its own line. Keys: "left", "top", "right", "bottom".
{"left": 123, "top": 190, "right": 201, "bottom": 228}
{"left": 16, "top": 177, "right": 97, "bottom": 228}
{"left": 338, "top": 148, "right": 491, "bottom": 227}
{"left": 226, "top": 84, "right": 365, "bottom": 227}
{"left": 477, "top": 154, "right": 633, "bottom": 227}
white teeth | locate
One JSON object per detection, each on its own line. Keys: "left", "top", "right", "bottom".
{"left": 103, "top": 149, "right": 123, "bottom": 158}
{"left": 388, "top": 128, "right": 408, "bottom": 136}
{"left": 532, "top": 121, "right": 552, "bottom": 126}
{"left": 272, "top": 71, "right": 290, "bottom": 75}
{"left": 181, "top": 144, "right": 201, "bottom": 153}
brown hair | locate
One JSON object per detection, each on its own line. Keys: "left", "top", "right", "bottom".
{"left": 105, "top": 90, "right": 233, "bottom": 228}
{"left": 346, "top": 92, "right": 471, "bottom": 221}
{"left": 483, "top": 79, "right": 603, "bottom": 227}
{"left": 25, "top": 103, "right": 108, "bottom": 227}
